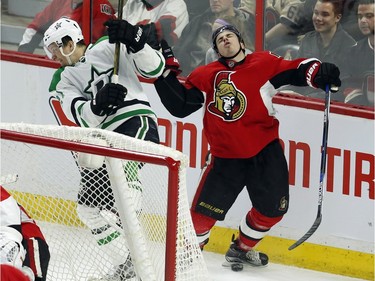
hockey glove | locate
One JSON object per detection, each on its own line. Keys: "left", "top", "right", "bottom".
{"left": 312, "top": 62, "right": 341, "bottom": 92}
{"left": 140, "top": 23, "right": 160, "bottom": 50}
{"left": 105, "top": 19, "right": 147, "bottom": 53}
{"left": 91, "top": 83, "right": 127, "bottom": 116}
{"left": 160, "top": 39, "right": 182, "bottom": 76}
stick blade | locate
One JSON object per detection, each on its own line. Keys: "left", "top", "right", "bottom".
{"left": 288, "top": 214, "right": 322, "bottom": 250}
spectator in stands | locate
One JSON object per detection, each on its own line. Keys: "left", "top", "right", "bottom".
{"left": 296, "top": 0, "right": 356, "bottom": 98}
{"left": 184, "top": 0, "right": 241, "bottom": 19}
{"left": 340, "top": 0, "right": 374, "bottom": 106}
{"left": 263, "top": 0, "right": 316, "bottom": 51}
{"left": 238, "top": 0, "right": 255, "bottom": 15}
{"left": 340, "top": 0, "right": 364, "bottom": 40}
{"left": 0, "top": 186, "right": 50, "bottom": 281}
{"left": 173, "top": 0, "right": 255, "bottom": 76}
{"left": 18, "top": 0, "right": 115, "bottom": 54}
{"left": 183, "top": 1, "right": 210, "bottom": 21}
{"left": 262, "top": 0, "right": 363, "bottom": 53}
{"left": 122, "top": 0, "right": 189, "bottom": 48}
{"left": 205, "top": 18, "right": 252, "bottom": 64}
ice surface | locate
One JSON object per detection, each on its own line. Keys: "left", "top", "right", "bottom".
{"left": 203, "top": 251, "right": 366, "bottom": 281}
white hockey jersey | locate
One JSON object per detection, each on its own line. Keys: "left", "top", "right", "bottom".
{"left": 49, "top": 38, "right": 165, "bottom": 131}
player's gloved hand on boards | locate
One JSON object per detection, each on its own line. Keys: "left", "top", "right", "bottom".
{"left": 160, "top": 39, "right": 182, "bottom": 76}
{"left": 313, "top": 62, "right": 341, "bottom": 92}
{"left": 105, "top": 19, "right": 147, "bottom": 53}
{"left": 91, "top": 83, "right": 127, "bottom": 116}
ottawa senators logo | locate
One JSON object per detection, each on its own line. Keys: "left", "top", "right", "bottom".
{"left": 208, "top": 71, "right": 246, "bottom": 121}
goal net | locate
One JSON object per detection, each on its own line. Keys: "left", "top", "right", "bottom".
{"left": 0, "top": 123, "right": 209, "bottom": 281}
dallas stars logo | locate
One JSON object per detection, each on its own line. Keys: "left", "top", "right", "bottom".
{"left": 54, "top": 21, "right": 62, "bottom": 30}
{"left": 84, "top": 66, "right": 114, "bottom": 97}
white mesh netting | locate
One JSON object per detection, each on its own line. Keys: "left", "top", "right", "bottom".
{"left": 0, "top": 123, "right": 209, "bottom": 281}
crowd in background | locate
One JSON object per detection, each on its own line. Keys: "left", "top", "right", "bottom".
{"left": 0, "top": 1, "right": 372, "bottom": 279}
{"left": 2, "top": 0, "right": 374, "bottom": 107}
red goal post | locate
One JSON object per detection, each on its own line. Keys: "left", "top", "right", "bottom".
{"left": 0, "top": 123, "right": 209, "bottom": 281}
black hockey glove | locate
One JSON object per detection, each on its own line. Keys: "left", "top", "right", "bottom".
{"left": 313, "top": 62, "right": 341, "bottom": 92}
{"left": 105, "top": 19, "right": 147, "bottom": 53}
{"left": 160, "top": 39, "right": 182, "bottom": 76}
{"left": 140, "top": 23, "right": 160, "bottom": 50}
{"left": 91, "top": 83, "right": 127, "bottom": 116}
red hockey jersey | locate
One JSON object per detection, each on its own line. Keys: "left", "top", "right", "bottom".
{"left": 185, "top": 52, "right": 317, "bottom": 158}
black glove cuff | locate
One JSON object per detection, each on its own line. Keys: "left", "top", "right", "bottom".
{"left": 140, "top": 23, "right": 160, "bottom": 50}
{"left": 90, "top": 100, "right": 106, "bottom": 116}
{"left": 128, "top": 25, "right": 147, "bottom": 53}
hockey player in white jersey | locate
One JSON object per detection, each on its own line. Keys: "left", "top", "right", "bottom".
{"left": 44, "top": 17, "right": 165, "bottom": 280}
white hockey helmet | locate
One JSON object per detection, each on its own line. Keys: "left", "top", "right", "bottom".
{"left": 43, "top": 17, "right": 84, "bottom": 59}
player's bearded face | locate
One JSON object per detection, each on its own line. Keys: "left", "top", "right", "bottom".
{"left": 216, "top": 31, "right": 241, "bottom": 58}
{"left": 357, "top": 4, "right": 375, "bottom": 36}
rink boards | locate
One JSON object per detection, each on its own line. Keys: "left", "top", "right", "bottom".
{"left": 1, "top": 52, "right": 374, "bottom": 280}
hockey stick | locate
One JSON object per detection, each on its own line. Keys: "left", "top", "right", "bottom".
{"left": 289, "top": 84, "right": 332, "bottom": 250}
{"left": 112, "top": 0, "right": 124, "bottom": 84}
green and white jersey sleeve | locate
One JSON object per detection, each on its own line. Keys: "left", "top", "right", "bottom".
{"left": 49, "top": 37, "right": 165, "bottom": 131}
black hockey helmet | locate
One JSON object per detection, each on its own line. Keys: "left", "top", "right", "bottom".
{"left": 212, "top": 24, "right": 244, "bottom": 53}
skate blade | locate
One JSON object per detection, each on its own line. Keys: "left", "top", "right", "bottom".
{"left": 222, "top": 261, "right": 244, "bottom": 272}
{"left": 223, "top": 260, "right": 269, "bottom": 270}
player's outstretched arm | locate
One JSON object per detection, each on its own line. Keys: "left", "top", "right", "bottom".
{"left": 297, "top": 59, "right": 341, "bottom": 91}
{"left": 270, "top": 57, "right": 341, "bottom": 92}
{"left": 154, "top": 40, "right": 204, "bottom": 118}
{"left": 105, "top": 19, "right": 165, "bottom": 78}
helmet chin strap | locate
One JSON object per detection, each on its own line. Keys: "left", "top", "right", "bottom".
{"left": 219, "top": 46, "right": 243, "bottom": 60}
{"left": 59, "top": 42, "right": 77, "bottom": 65}
{"left": 218, "top": 46, "right": 246, "bottom": 68}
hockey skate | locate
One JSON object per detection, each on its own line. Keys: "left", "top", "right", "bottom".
{"left": 88, "top": 256, "right": 138, "bottom": 281}
{"left": 223, "top": 239, "right": 268, "bottom": 272}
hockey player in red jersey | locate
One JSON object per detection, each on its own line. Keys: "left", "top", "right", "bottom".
{"left": 154, "top": 25, "right": 341, "bottom": 268}
{"left": 0, "top": 186, "right": 50, "bottom": 280}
